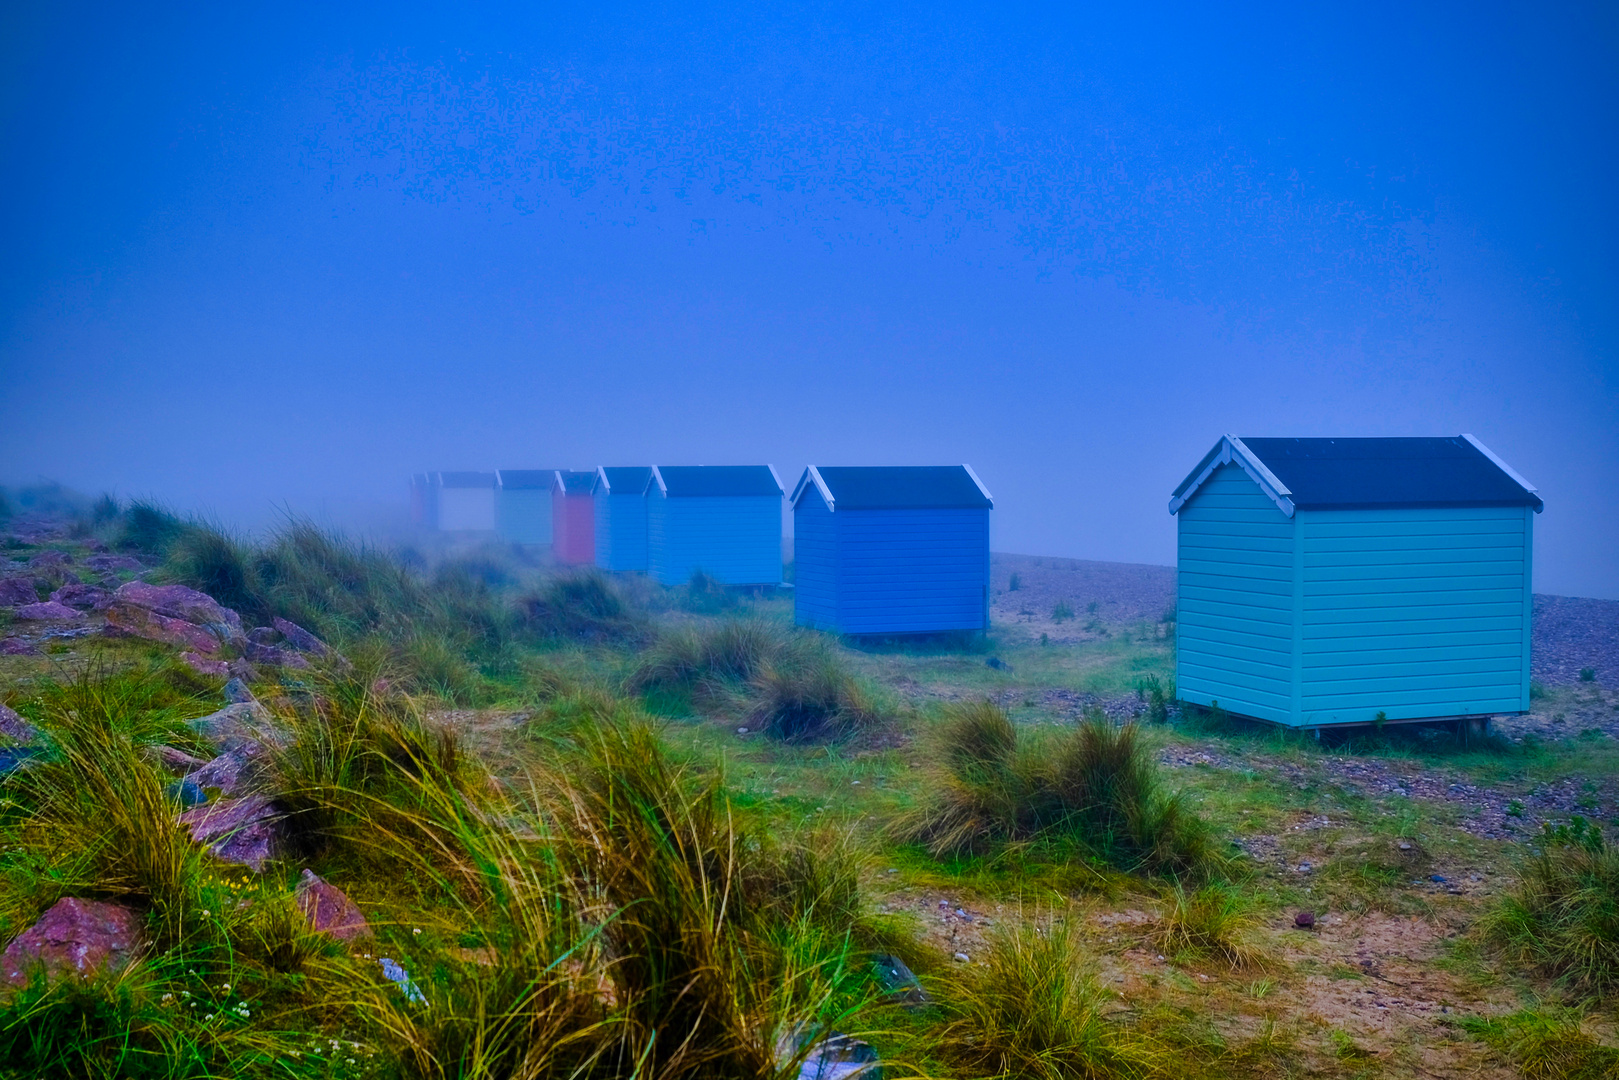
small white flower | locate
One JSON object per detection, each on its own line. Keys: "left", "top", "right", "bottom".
{"left": 413, "top": 928, "right": 421, "bottom": 935}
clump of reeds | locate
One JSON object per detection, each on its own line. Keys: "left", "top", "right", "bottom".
{"left": 1462, "top": 1007, "right": 1619, "bottom": 1079}
{"left": 935, "top": 915, "right": 1165, "bottom": 1080}
{"left": 901, "top": 702, "right": 1219, "bottom": 878}
{"left": 1482, "top": 817, "right": 1619, "bottom": 995}
{"left": 1151, "top": 884, "right": 1265, "bottom": 970}
{"left": 517, "top": 569, "right": 646, "bottom": 643}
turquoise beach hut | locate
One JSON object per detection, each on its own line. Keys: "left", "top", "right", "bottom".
{"left": 594, "top": 467, "right": 653, "bottom": 572}
{"left": 496, "top": 470, "right": 557, "bottom": 545}
{"left": 1169, "top": 435, "right": 1542, "bottom": 732}
{"left": 647, "top": 466, "right": 784, "bottom": 586}
{"left": 791, "top": 465, "right": 993, "bottom": 636}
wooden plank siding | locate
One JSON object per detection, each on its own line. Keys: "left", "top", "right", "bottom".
{"left": 793, "top": 489, "right": 839, "bottom": 630}
{"left": 1297, "top": 505, "right": 1530, "bottom": 724}
{"left": 498, "top": 490, "right": 552, "bottom": 545}
{"left": 1176, "top": 464, "right": 1296, "bottom": 724}
{"left": 647, "top": 492, "right": 782, "bottom": 586}
{"left": 832, "top": 508, "right": 989, "bottom": 634}
{"left": 595, "top": 493, "right": 649, "bottom": 572}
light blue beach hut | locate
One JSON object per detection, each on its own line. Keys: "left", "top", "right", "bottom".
{"left": 791, "top": 466, "right": 993, "bottom": 636}
{"left": 1169, "top": 435, "right": 1542, "bottom": 732}
{"left": 647, "top": 466, "right": 784, "bottom": 586}
{"left": 496, "top": 470, "right": 557, "bottom": 545}
{"left": 594, "top": 467, "right": 653, "bottom": 572}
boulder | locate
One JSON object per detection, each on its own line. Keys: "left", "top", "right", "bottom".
{"left": 85, "top": 554, "right": 143, "bottom": 572}
{"left": 14, "top": 601, "right": 81, "bottom": 621}
{"left": 177, "top": 795, "right": 283, "bottom": 872}
{"left": 272, "top": 618, "right": 331, "bottom": 658}
{"left": 1, "top": 898, "right": 144, "bottom": 987}
{"left": 112, "top": 581, "right": 242, "bottom": 633}
{"left": 187, "top": 700, "right": 283, "bottom": 752}
{"left": 226, "top": 659, "right": 260, "bottom": 683}
{"left": 871, "top": 953, "right": 927, "bottom": 1007}
{"left": 223, "top": 677, "right": 256, "bottom": 704}
{"left": 245, "top": 642, "right": 310, "bottom": 669}
{"left": 154, "top": 745, "right": 209, "bottom": 772}
{"left": 166, "top": 779, "right": 208, "bottom": 808}
{"left": 0, "top": 577, "right": 38, "bottom": 606}
{"left": 26, "top": 551, "right": 71, "bottom": 569}
{"left": 296, "top": 870, "right": 371, "bottom": 941}
{"left": 779, "top": 1030, "right": 881, "bottom": 1080}
{"left": 185, "top": 744, "right": 267, "bottom": 797}
{"left": 49, "top": 583, "right": 110, "bottom": 611}
{"left": 180, "top": 652, "right": 230, "bottom": 677}
{"left": 247, "top": 626, "right": 282, "bottom": 645}
{"left": 0, "top": 638, "right": 40, "bottom": 656}
{"left": 105, "top": 604, "right": 225, "bottom": 652}
{"left": 0, "top": 703, "right": 41, "bottom": 744}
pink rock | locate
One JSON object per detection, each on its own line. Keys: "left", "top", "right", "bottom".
{"left": 0, "top": 704, "right": 40, "bottom": 743}
{"left": 0, "top": 638, "right": 39, "bottom": 656}
{"left": 273, "top": 618, "right": 330, "bottom": 657}
{"left": 178, "top": 795, "right": 283, "bottom": 872}
{"left": 295, "top": 870, "right": 371, "bottom": 941}
{"left": 49, "top": 583, "right": 110, "bottom": 611}
{"left": 27, "top": 551, "right": 71, "bottom": 569}
{"left": 85, "top": 554, "right": 143, "bottom": 572}
{"left": 0, "top": 577, "right": 38, "bottom": 606}
{"left": 14, "top": 601, "right": 81, "bottom": 621}
{"left": 112, "top": 581, "right": 241, "bottom": 633}
{"left": 104, "top": 604, "right": 225, "bottom": 653}
{"left": 185, "top": 745, "right": 265, "bottom": 796}
{"left": 1, "top": 898, "right": 144, "bottom": 986}
{"left": 245, "top": 642, "right": 310, "bottom": 669}
{"left": 155, "top": 745, "right": 209, "bottom": 772}
{"left": 181, "top": 652, "right": 230, "bottom": 677}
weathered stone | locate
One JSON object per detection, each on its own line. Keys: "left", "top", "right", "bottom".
{"left": 0, "top": 638, "right": 39, "bottom": 656}
{"left": 187, "top": 701, "right": 283, "bottom": 751}
{"left": 272, "top": 618, "right": 330, "bottom": 658}
{"left": 0, "top": 704, "right": 41, "bottom": 744}
{"left": 226, "top": 659, "right": 260, "bottom": 683}
{"left": 1, "top": 898, "right": 144, "bottom": 987}
{"left": 871, "top": 953, "right": 927, "bottom": 1007}
{"left": 0, "top": 746, "right": 42, "bottom": 777}
{"left": 180, "top": 652, "right": 230, "bottom": 677}
{"left": 154, "top": 745, "right": 209, "bottom": 772}
{"left": 26, "top": 551, "right": 71, "bottom": 569}
{"left": 177, "top": 795, "right": 283, "bottom": 872}
{"left": 167, "top": 779, "right": 208, "bottom": 807}
{"left": 1294, "top": 911, "right": 1316, "bottom": 930}
{"left": 105, "top": 604, "right": 226, "bottom": 653}
{"left": 222, "top": 677, "right": 256, "bottom": 704}
{"left": 85, "top": 554, "right": 143, "bottom": 573}
{"left": 15, "top": 601, "right": 81, "bottom": 621}
{"left": 245, "top": 642, "right": 310, "bottom": 669}
{"left": 779, "top": 1030, "right": 881, "bottom": 1080}
{"left": 49, "top": 583, "right": 110, "bottom": 611}
{"left": 247, "top": 626, "right": 282, "bottom": 646}
{"left": 112, "top": 581, "right": 242, "bottom": 632}
{"left": 185, "top": 744, "right": 266, "bottom": 796}
{"left": 0, "top": 577, "right": 38, "bottom": 606}
{"left": 296, "top": 870, "right": 371, "bottom": 941}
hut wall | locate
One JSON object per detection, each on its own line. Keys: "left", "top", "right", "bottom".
{"left": 553, "top": 488, "right": 596, "bottom": 565}
{"left": 792, "top": 488, "right": 838, "bottom": 629}
{"left": 648, "top": 493, "right": 781, "bottom": 586}
{"left": 438, "top": 488, "right": 497, "bottom": 532}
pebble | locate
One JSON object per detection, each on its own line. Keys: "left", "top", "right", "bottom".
{"left": 953, "top": 952, "right": 969, "bottom": 963}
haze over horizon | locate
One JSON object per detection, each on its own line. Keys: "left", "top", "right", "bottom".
{"left": 3, "top": 3, "right": 1615, "bottom": 597}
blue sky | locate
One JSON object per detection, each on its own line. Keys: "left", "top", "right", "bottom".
{"left": 2, "top": 1, "right": 1615, "bottom": 596}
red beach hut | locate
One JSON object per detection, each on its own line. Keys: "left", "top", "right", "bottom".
{"left": 552, "top": 471, "right": 597, "bottom": 565}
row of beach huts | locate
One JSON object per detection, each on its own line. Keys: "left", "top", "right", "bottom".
{"left": 410, "top": 436, "right": 1545, "bottom": 736}
{"left": 409, "top": 464, "right": 996, "bottom": 638}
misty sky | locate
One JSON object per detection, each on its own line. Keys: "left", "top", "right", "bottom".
{"left": 2, "top": 2, "right": 1616, "bottom": 597}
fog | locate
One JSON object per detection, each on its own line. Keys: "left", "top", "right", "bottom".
{"left": 3, "top": 2, "right": 1615, "bottom": 596}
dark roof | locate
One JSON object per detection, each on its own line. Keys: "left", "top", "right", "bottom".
{"left": 554, "top": 470, "right": 596, "bottom": 495}
{"left": 1174, "top": 436, "right": 1541, "bottom": 513}
{"left": 438, "top": 471, "right": 495, "bottom": 489}
{"left": 796, "top": 466, "right": 992, "bottom": 510}
{"left": 654, "top": 465, "right": 782, "bottom": 498}
{"left": 496, "top": 469, "right": 558, "bottom": 490}
{"left": 594, "top": 467, "right": 653, "bottom": 495}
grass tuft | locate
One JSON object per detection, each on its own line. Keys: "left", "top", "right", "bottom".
{"left": 1151, "top": 884, "right": 1265, "bottom": 970}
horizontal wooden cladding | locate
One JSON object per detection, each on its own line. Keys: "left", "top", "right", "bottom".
{"left": 1304, "top": 532, "right": 1525, "bottom": 556}
{"left": 1178, "top": 619, "right": 1292, "bottom": 653}
{"left": 1180, "top": 579, "right": 1293, "bottom": 609}
{"left": 1305, "top": 651, "right": 1523, "bottom": 683}
{"left": 1178, "top": 603, "right": 1292, "bottom": 637}
{"left": 1179, "top": 507, "right": 1292, "bottom": 530}
{"left": 1177, "top": 684, "right": 1292, "bottom": 725}
{"left": 1179, "top": 635, "right": 1292, "bottom": 672}
{"left": 1305, "top": 546, "right": 1524, "bottom": 571}
{"left": 1180, "top": 531, "right": 1295, "bottom": 555}
{"left": 1302, "top": 683, "right": 1524, "bottom": 710}
{"left": 1177, "top": 670, "right": 1292, "bottom": 712}
{"left": 1301, "top": 585, "right": 1524, "bottom": 609}
{"left": 1180, "top": 552, "right": 1293, "bottom": 578}
{"left": 1302, "top": 669, "right": 1524, "bottom": 699}
{"left": 1179, "top": 655, "right": 1292, "bottom": 694}
{"left": 1302, "top": 635, "right": 1521, "bottom": 660}
{"left": 841, "top": 613, "right": 989, "bottom": 633}
{"left": 1300, "top": 519, "right": 1525, "bottom": 542}
{"left": 1304, "top": 563, "right": 1523, "bottom": 586}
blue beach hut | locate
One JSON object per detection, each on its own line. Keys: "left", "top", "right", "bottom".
{"left": 496, "top": 470, "right": 557, "bottom": 545}
{"left": 594, "top": 467, "right": 653, "bottom": 572}
{"left": 1169, "top": 435, "right": 1542, "bottom": 732}
{"left": 791, "top": 466, "right": 994, "bottom": 636}
{"left": 647, "top": 466, "right": 784, "bottom": 586}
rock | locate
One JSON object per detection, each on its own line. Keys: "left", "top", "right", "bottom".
{"left": 0, "top": 638, "right": 40, "bottom": 656}
{"left": 0, "top": 746, "right": 43, "bottom": 777}
{"left": 1294, "top": 911, "right": 1316, "bottom": 929}
{"left": 779, "top": 1030, "right": 881, "bottom": 1080}
{"left": 84, "top": 554, "right": 143, "bottom": 573}
{"left": 14, "top": 601, "right": 81, "bottom": 621}
{"left": 187, "top": 700, "right": 283, "bottom": 752}
{"left": 154, "top": 745, "right": 209, "bottom": 772}
{"left": 378, "top": 957, "right": 426, "bottom": 1004}
{"left": 245, "top": 642, "right": 310, "bottom": 669}
{"left": 272, "top": 618, "right": 330, "bottom": 658}
{"left": 185, "top": 745, "right": 267, "bottom": 796}
{"left": 177, "top": 795, "right": 283, "bottom": 871}
{"left": 27, "top": 551, "right": 71, "bottom": 569}
{"left": 227, "top": 659, "right": 260, "bottom": 683}
{"left": 1, "top": 898, "right": 144, "bottom": 987}
{"left": 111, "top": 582, "right": 242, "bottom": 633}
{"left": 247, "top": 626, "right": 281, "bottom": 646}
{"left": 953, "top": 952, "right": 970, "bottom": 963}
{"left": 296, "top": 870, "right": 371, "bottom": 941}
{"left": 105, "top": 604, "right": 227, "bottom": 653}
{"left": 181, "top": 652, "right": 230, "bottom": 677}
{"left": 0, "top": 703, "right": 41, "bottom": 744}
{"left": 49, "top": 584, "right": 109, "bottom": 611}
{"left": 0, "top": 577, "right": 39, "bottom": 605}
{"left": 166, "top": 779, "right": 208, "bottom": 808}
{"left": 222, "top": 677, "right": 256, "bottom": 704}
{"left": 871, "top": 953, "right": 927, "bottom": 1007}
